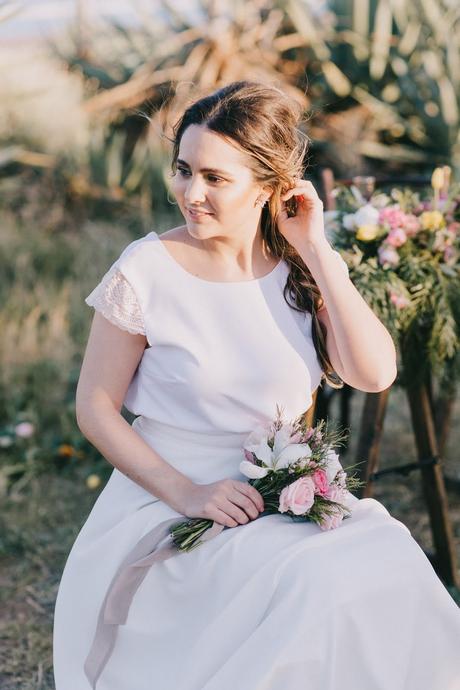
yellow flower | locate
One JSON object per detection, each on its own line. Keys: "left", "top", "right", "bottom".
{"left": 57, "top": 444, "right": 75, "bottom": 458}
{"left": 356, "top": 224, "right": 379, "bottom": 241}
{"left": 431, "top": 167, "right": 445, "bottom": 191}
{"left": 420, "top": 211, "right": 444, "bottom": 231}
{"left": 86, "top": 474, "right": 101, "bottom": 490}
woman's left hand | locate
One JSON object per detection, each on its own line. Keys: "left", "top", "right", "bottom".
{"left": 276, "top": 178, "right": 328, "bottom": 252}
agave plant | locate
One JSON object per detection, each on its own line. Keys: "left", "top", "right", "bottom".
{"left": 297, "top": 0, "right": 460, "bottom": 174}
{"left": 45, "top": 0, "right": 319, "bottom": 212}
{"left": 3, "top": 0, "right": 460, "bottom": 215}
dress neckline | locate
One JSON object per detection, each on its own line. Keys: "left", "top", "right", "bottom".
{"left": 150, "top": 230, "right": 284, "bottom": 285}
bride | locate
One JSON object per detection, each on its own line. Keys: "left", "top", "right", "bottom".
{"left": 53, "top": 80, "right": 460, "bottom": 690}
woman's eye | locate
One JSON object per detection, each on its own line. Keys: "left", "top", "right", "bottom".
{"left": 177, "top": 169, "right": 223, "bottom": 183}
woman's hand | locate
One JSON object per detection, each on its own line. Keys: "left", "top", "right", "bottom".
{"left": 178, "top": 478, "right": 265, "bottom": 528}
{"left": 276, "top": 178, "right": 328, "bottom": 252}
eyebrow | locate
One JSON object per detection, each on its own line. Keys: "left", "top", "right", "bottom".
{"left": 177, "top": 159, "right": 234, "bottom": 177}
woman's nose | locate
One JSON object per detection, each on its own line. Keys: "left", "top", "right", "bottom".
{"left": 184, "top": 176, "right": 206, "bottom": 204}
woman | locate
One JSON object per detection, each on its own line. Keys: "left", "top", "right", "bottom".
{"left": 53, "top": 81, "right": 460, "bottom": 690}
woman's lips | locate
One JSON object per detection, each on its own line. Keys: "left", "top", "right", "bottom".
{"left": 186, "top": 208, "right": 213, "bottom": 219}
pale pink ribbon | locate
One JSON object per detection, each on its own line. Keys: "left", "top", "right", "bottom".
{"left": 84, "top": 516, "right": 225, "bottom": 689}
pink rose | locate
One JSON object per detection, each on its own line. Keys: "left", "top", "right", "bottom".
{"left": 378, "top": 243, "right": 400, "bottom": 267}
{"left": 319, "top": 509, "right": 344, "bottom": 531}
{"left": 325, "top": 484, "right": 348, "bottom": 503}
{"left": 312, "top": 469, "right": 329, "bottom": 496}
{"left": 389, "top": 292, "right": 410, "bottom": 310}
{"left": 379, "top": 206, "right": 406, "bottom": 230}
{"left": 279, "top": 477, "right": 315, "bottom": 515}
{"left": 404, "top": 214, "right": 420, "bottom": 236}
{"left": 386, "top": 227, "right": 407, "bottom": 247}
{"left": 444, "top": 246, "right": 457, "bottom": 264}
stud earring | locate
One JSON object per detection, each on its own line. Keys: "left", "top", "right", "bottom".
{"left": 256, "top": 196, "right": 268, "bottom": 208}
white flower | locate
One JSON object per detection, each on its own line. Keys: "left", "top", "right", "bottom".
{"left": 242, "top": 421, "right": 313, "bottom": 475}
{"left": 371, "top": 193, "right": 391, "bottom": 209}
{"left": 350, "top": 186, "right": 367, "bottom": 205}
{"left": 243, "top": 422, "right": 272, "bottom": 451}
{"left": 245, "top": 438, "right": 273, "bottom": 467}
{"left": 324, "top": 210, "right": 339, "bottom": 223}
{"left": 14, "top": 422, "right": 35, "bottom": 438}
{"left": 239, "top": 460, "right": 270, "bottom": 479}
{"left": 0, "top": 436, "right": 13, "bottom": 448}
{"left": 336, "top": 470, "right": 347, "bottom": 488}
{"left": 343, "top": 213, "right": 357, "bottom": 230}
{"left": 354, "top": 204, "right": 380, "bottom": 228}
{"left": 243, "top": 423, "right": 273, "bottom": 465}
{"left": 274, "top": 443, "right": 312, "bottom": 470}
{"left": 325, "top": 449, "right": 343, "bottom": 483}
{"left": 272, "top": 423, "right": 296, "bottom": 457}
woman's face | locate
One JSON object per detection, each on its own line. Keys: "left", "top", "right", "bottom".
{"left": 171, "top": 124, "right": 268, "bottom": 241}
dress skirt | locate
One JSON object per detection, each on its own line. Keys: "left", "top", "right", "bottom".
{"left": 53, "top": 415, "right": 460, "bottom": 690}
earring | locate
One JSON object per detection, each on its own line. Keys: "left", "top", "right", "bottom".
{"left": 256, "top": 196, "right": 267, "bottom": 208}
{"left": 167, "top": 189, "right": 178, "bottom": 206}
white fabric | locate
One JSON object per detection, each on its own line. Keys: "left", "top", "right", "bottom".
{"left": 54, "top": 230, "right": 460, "bottom": 690}
{"left": 85, "top": 264, "right": 146, "bottom": 336}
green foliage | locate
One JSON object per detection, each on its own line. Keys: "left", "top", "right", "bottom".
{"left": 328, "top": 179, "right": 460, "bottom": 383}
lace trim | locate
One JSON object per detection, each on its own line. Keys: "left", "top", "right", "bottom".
{"left": 85, "top": 265, "right": 146, "bottom": 336}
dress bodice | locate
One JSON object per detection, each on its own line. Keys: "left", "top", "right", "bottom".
{"left": 85, "top": 230, "right": 349, "bottom": 433}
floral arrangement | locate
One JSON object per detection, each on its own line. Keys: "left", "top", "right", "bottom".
{"left": 325, "top": 167, "right": 460, "bottom": 382}
{"left": 171, "top": 406, "right": 363, "bottom": 553}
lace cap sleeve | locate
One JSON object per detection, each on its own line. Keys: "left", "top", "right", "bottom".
{"left": 85, "top": 264, "right": 146, "bottom": 336}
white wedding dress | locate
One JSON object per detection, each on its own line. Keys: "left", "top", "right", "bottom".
{"left": 53, "top": 230, "right": 460, "bottom": 690}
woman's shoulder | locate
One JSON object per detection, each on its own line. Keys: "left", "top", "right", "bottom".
{"left": 116, "top": 229, "right": 159, "bottom": 265}
{"left": 118, "top": 225, "right": 184, "bottom": 267}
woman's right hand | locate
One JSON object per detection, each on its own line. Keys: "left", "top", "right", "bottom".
{"left": 178, "top": 479, "right": 265, "bottom": 528}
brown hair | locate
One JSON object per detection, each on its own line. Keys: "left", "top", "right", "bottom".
{"left": 168, "top": 80, "right": 343, "bottom": 389}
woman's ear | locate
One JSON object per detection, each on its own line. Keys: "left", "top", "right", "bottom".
{"left": 261, "top": 185, "right": 274, "bottom": 203}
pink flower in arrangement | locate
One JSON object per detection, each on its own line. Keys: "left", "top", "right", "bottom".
{"left": 312, "top": 468, "right": 329, "bottom": 496}
{"left": 378, "top": 244, "right": 400, "bottom": 267}
{"left": 390, "top": 292, "right": 411, "bottom": 310}
{"left": 444, "top": 246, "right": 458, "bottom": 264}
{"left": 14, "top": 422, "right": 35, "bottom": 438}
{"left": 304, "top": 428, "right": 315, "bottom": 441}
{"left": 289, "top": 430, "right": 303, "bottom": 443}
{"left": 325, "top": 484, "right": 345, "bottom": 502}
{"left": 378, "top": 206, "right": 406, "bottom": 230}
{"left": 279, "top": 476, "right": 315, "bottom": 515}
{"left": 386, "top": 228, "right": 407, "bottom": 247}
{"left": 447, "top": 222, "right": 460, "bottom": 235}
{"left": 403, "top": 214, "right": 420, "bottom": 237}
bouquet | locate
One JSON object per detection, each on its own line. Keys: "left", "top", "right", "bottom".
{"left": 327, "top": 166, "right": 459, "bottom": 273}
{"left": 324, "top": 166, "right": 460, "bottom": 380}
{"left": 171, "top": 405, "right": 364, "bottom": 553}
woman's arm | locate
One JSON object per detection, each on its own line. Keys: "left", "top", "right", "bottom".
{"left": 278, "top": 179, "right": 397, "bottom": 392}
{"left": 75, "top": 312, "right": 193, "bottom": 510}
{"left": 300, "top": 239, "right": 397, "bottom": 392}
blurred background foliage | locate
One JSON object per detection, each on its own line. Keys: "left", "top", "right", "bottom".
{"left": 2, "top": 0, "right": 460, "bottom": 227}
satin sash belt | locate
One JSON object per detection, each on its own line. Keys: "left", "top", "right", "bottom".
{"left": 83, "top": 515, "right": 225, "bottom": 688}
